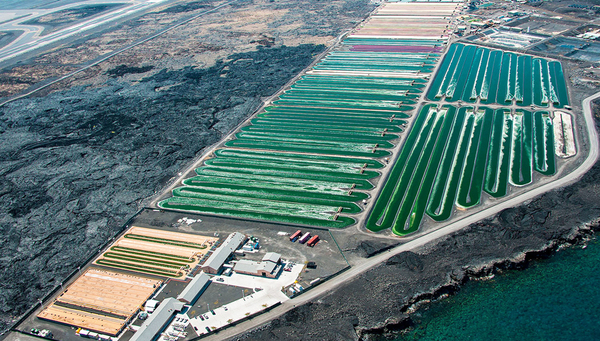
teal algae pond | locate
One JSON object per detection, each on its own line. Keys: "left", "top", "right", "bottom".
{"left": 427, "top": 43, "right": 569, "bottom": 108}
{"left": 159, "top": 39, "right": 442, "bottom": 227}
{"left": 366, "top": 104, "right": 557, "bottom": 236}
{"left": 367, "top": 41, "right": 571, "bottom": 236}
{"left": 397, "top": 239, "right": 600, "bottom": 341}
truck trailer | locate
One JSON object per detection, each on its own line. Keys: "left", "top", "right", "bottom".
{"left": 307, "top": 235, "right": 319, "bottom": 247}
{"left": 289, "top": 230, "right": 302, "bottom": 242}
{"left": 298, "top": 232, "right": 311, "bottom": 244}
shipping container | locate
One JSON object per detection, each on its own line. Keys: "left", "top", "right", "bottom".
{"left": 307, "top": 235, "right": 319, "bottom": 247}
{"left": 289, "top": 230, "right": 302, "bottom": 242}
{"left": 298, "top": 232, "right": 311, "bottom": 244}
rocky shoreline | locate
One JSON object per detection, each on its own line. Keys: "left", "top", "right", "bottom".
{"left": 233, "top": 103, "right": 600, "bottom": 341}
{"left": 1, "top": 1, "right": 598, "bottom": 338}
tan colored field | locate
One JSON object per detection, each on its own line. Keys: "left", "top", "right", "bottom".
{"left": 92, "top": 226, "right": 218, "bottom": 278}
{"left": 377, "top": 3, "right": 460, "bottom": 16}
{"left": 57, "top": 268, "right": 161, "bottom": 316}
{"left": 114, "top": 226, "right": 218, "bottom": 259}
{"left": 129, "top": 226, "right": 218, "bottom": 245}
{"left": 37, "top": 268, "right": 161, "bottom": 335}
{"left": 351, "top": 2, "right": 459, "bottom": 38}
{"left": 115, "top": 238, "right": 200, "bottom": 259}
{"left": 38, "top": 306, "right": 125, "bottom": 336}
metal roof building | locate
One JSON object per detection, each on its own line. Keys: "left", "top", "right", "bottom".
{"left": 177, "top": 271, "right": 210, "bottom": 304}
{"left": 262, "top": 252, "right": 281, "bottom": 264}
{"left": 130, "top": 298, "right": 184, "bottom": 341}
{"left": 233, "top": 259, "right": 277, "bottom": 278}
{"left": 201, "top": 232, "right": 246, "bottom": 274}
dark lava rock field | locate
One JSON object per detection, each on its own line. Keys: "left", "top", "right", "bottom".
{"left": 0, "top": 0, "right": 377, "bottom": 333}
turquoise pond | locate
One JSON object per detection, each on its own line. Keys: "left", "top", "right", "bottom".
{"left": 397, "top": 238, "right": 600, "bottom": 341}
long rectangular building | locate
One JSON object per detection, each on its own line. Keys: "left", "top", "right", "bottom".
{"left": 177, "top": 271, "right": 210, "bottom": 304}
{"left": 130, "top": 298, "right": 184, "bottom": 341}
{"left": 201, "top": 232, "right": 246, "bottom": 274}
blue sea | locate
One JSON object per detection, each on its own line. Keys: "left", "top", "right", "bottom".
{"left": 397, "top": 238, "right": 600, "bottom": 341}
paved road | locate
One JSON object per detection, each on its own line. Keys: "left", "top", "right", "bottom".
{"left": 0, "top": 0, "right": 242, "bottom": 108}
{"left": 204, "top": 90, "right": 600, "bottom": 340}
{"left": 0, "top": 0, "right": 170, "bottom": 63}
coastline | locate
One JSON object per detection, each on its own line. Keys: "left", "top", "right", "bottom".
{"left": 2, "top": 1, "right": 599, "bottom": 339}
{"left": 232, "top": 102, "right": 600, "bottom": 340}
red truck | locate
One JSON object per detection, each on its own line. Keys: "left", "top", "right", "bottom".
{"left": 307, "top": 235, "right": 319, "bottom": 247}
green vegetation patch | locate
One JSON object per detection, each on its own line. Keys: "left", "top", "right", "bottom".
{"left": 96, "top": 259, "right": 179, "bottom": 277}
{"left": 110, "top": 246, "right": 194, "bottom": 262}
{"left": 104, "top": 252, "right": 188, "bottom": 268}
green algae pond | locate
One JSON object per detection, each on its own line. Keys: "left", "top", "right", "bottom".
{"left": 313, "top": 51, "right": 439, "bottom": 73}
{"left": 366, "top": 104, "right": 559, "bottom": 236}
{"left": 427, "top": 43, "right": 570, "bottom": 108}
{"left": 159, "top": 53, "right": 435, "bottom": 227}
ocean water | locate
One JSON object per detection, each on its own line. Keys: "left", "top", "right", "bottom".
{"left": 397, "top": 238, "right": 600, "bottom": 341}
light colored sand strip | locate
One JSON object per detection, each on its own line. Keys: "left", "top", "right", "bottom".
{"left": 115, "top": 238, "right": 200, "bottom": 258}
{"left": 86, "top": 271, "right": 158, "bottom": 288}
{"left": 553, "top": 111, "right": 576, "bottom": 158}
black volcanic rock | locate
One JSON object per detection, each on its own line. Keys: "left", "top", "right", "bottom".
{"left": 0, "top": 44, "right": 325, "bottom": 333}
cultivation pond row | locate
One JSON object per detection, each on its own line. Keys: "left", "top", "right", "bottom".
{"left": 159, "top": 45, "right": 442, "bottom": 227}
{"left": 427, "top": 43, "right": 570, "bottom": 108}
{"left": 313, "top": 50, "right": 438, "bottom": 73}
{"left": 366, "top": 104, "right": 559, "bottom": 236}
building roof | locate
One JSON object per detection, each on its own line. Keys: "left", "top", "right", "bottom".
{"left": 177, "top": 271, "right": 210, "bottom": 304}
{"left": 258, "top": 262, "right": 277, "bottom": 273}
{"left": 262, "top": 252, "right": 281, "bottom": 264}
{"left": 130, "top": 298, "right": 184, "bottom": 341}
{"left": 233, "top": 259, "right": 276, "bottom": 274}
{"left": 202, "top": 232, "right": 246, "bottom": 271}
{"left": 145, "top": 299, "right": 159, "bottom": 308}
